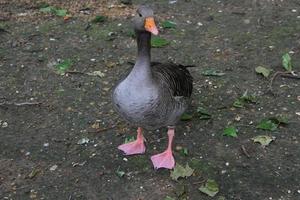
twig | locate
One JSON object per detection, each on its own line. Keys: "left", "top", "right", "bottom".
{"left": 0, "top": 102, "right": 42, "bottom": 106}
{"left": 241, "top": 145, "right": 250, "bottom": 158}
{"left": 269, "top": 71, "right": 299, "bottom": 92}
{"left": 65, "top": 71, "right": 87, "bottom": 75}
{"left": 192, "top": 179, "right": 206, "bottom": 185}
{"left": 88, "top": 121, "right": 122, "bottom": 133}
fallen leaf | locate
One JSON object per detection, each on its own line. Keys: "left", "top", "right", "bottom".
{"left": 199, "top": 179, "right": 219, "bottom": 197}
{"left": 151, "top": 36, "right": 170, "bottom": 48}
{"left": 170, "top": 163, "right": 194, "bottom": 181}
{"left": 269, "top": 115, "right": 289, "bottom": 124}
{"left": 196, "top": 106, "right": 212, "bottom": 120}
{"left": 162, "top": 20, "right": 177, "bottom": 29}
{"left": 233, "top": 91, "right": 257, "bottom": 108}
{"left": 180, "top": 113, "right": 193, "bottom": 121}
{"left": 223, "top": 126, "right": 238, "bottom": 137}
{"left": 252, "top": 135, "right": 275, "bottom": 147}
{"left": 40, "top": 6, "right": 68, "bottom": 17}
{"left": 255, "top": 66, "right": 271, "bottom": 78}
{"left": 282, "top": 53, "right": 292, "bottom": 72}
{"left": 256, "top": 119, "right": 278, "bottom": 131}
{"left": 116, "top": 166, "right": 125, "bottom": 177}
{"left": 201, "top": 69, "right": 225, "bottom": 76}
{"left": 55, "top": 59, "right": 72, "bottom": 74}
{"left": 124, "top": 136, "right": 135, "bottom": 143}
{"left": 164, "top": 196, "right": 175, "bottom": 200}
{"left": 91, "top": 15, "right": 107, "bottom": 23}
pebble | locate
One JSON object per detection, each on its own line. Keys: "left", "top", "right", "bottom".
{"left": 225, "top": 162, "right": 229, "bottom": 166}
{"left": 197, "top": 22, "right": 203, "bottom": 26}
{"left": 90, "top": 58, "right": 96, "bottom": 62}
{"left": 2, "top": 121, "right": 8, "bottom": 128}
{"left": 50, "top": 165, "right": 58, "bottom": 171}
{"left": 244, "top": 19, "right": 250, "bottom": 24}
{"left": 292, "top": 9, "right": 297, "bottom": 13}
{"left": 123, "top": 158, "right": 128, "bottom": 162}
{"left": 43, "top": 143, "right": 49, "bottom": 147}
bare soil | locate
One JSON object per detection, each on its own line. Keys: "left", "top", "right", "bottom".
{"left": 0, "top": 0, "right": 300, "bottom": 200}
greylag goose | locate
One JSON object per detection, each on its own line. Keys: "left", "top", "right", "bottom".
{"left": 112, "top": 5, "right": 193, "bottom": 169}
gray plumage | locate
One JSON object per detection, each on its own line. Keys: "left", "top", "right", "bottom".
{"left": 112, "top": 7, "right": 193, "bottom": 130}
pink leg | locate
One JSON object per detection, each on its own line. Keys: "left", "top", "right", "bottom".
{"left": 151, "top": 127, "right": 175, "bottom": 169}
{"left": 118, "top": 127, "right": 146, "bottom": 155}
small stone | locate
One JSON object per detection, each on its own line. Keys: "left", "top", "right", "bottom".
{"left": 43, "top": 143, "right": 49, "bottom": 147}
{"left": 90, "top": 58, "right": 96, "bottom": 62}
{"left": 123, "top": 158, "right": 128, "bottom": 162}
{"left": 2, "top": 121, "right": 8, "bottom": 128}
{"left": 289, "top": 50, "right": 295, "bottom": 54}
{"left": 225, "top": 162, "right": 229, "bottom": 166}
{"left": 50, "top": 164, "right": 58, "bottom": 171}
{"left": 197, "top": 22, "right": 203, "bottom": 26}
{"left": 243, "top": 19, "right": 250, "bottom": 24}
{"left": 25, "top": 152, "right": 30, "bottom": 156}
{"left": 49, "top": 38, "right": 56, "bottom": 41}
{"left": 292, "top": 9, "right": 297, "bottom": 13}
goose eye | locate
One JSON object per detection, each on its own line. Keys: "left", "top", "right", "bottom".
{"left": 138, "top": 12, "right": 142, "bottom": 17}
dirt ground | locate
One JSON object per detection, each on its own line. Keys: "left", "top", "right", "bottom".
{"left": 0, "top": 0, "right": 300, "bottom": 199}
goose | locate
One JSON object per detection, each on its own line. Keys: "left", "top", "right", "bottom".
{"left": 112, "top": 5, "right": 193, "bottom": 169}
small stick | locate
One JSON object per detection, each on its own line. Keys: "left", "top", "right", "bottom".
{"left": 0, "top": 102, "right": 42, "bottom": 106}
{"left": 192, "top": 179, "right": 206, "bottom": 185}
{"left": 241, "top": 145, "right": 250, "bottom": 158}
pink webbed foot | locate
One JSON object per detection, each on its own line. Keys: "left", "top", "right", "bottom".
{"left": 118, "top": 127, "right": 146, "bottom": 155}
{"left": 118, "top": 140, "right": 146, "bottom": 155}
{"left": 151, "top": 150, "right": 175, "bottom": 169}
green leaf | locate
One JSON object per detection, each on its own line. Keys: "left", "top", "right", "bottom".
{"left": 124, "top": 136, "right": 135, "bottom": 144}
{"left": 40, "top": 6, "right": 68, "bottom": 17}
{"left": 55, "top": 59, "right": 72, "bottom": 74}
{"left": 40, "top": 6, "right": 54, "bottom": 13}
{"left": 223, "top": 126, "right": 238, "bottom": 137}
{"left": 252, "top": 135, "right": 275, "bottom": 147}
{"left": 255, "top": 66, "right": 271, "bottom": 78}
{"left": 233, "top": 99, "right": 244, "bottom": 108}
{"left": 170, "top": 163, "right": 194, "bottom": 181}
{"left": 54, "top": 9, "right": 67, "bottom": 17}
{"left": 180, "top": 147, "right": 189, "bottom": 156}
{"left": 91, "top": 15, "right": 107, "bottom": 23}
{"left": 180, "top": 113, "right": 193, "bottom": 121}
{"left": 151, "top": 36, "right": 170, "bottom": 48}
{"left": 233, "top": 91, "right": 257, "bottom": 108}
{"left": 282, "top": 53, "right": 292, "bottom": 72}
{"left": 162, "top": 20, "right": 177, "bottom": 29}
{"left": 240, "top": 91, "right": 257, "bottom": 103}
{"left": 269, "top": 115, "right": 289, "bottom": 124}
{"left": 116, "top": 166, "right": 125, "bottom": 177}
{"left": 201, "top": 69, "right": 225, "bottom": 76}
{"left": 256, "top": 119, "right": 278, "bottom": 131}
{"left": 164, "top": 196, "right": 175, "bottom": 200}
{"left": 199, "top": 179, "right": 219, "bottom": 197}
{"left": 196, "top": 107, "right": 212, "bottom": 120}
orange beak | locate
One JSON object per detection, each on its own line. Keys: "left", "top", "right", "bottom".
{"left": 144, "top": 17, "right": 159, "bottom": 35}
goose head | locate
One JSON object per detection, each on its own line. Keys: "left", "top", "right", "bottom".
{"left": 133, "top": 6, "right": 159, "bottom": 35}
